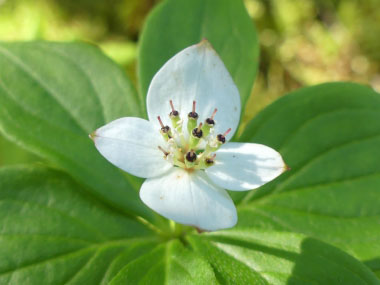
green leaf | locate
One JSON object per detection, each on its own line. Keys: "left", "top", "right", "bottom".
{"left": 237, "top": 82, "right": 380, "bottom": 274}
{"left": 110, "top": 240, "right": 217, "bottom": 284}
{"left": 0, "top": 166, "right": 158, "bottom": 284}
{"left": 1, "top": 165, "right": 377, "bottom": 284}
{"left": 0, "top": 134, "right": 38, "bottom": 166}
{"left": 138, "top": 0, "right": 259, "bottom": 108}
{"left": 0, "top": 42, "right": 149, "bottom": 218}
{"left": 188, "top": 229, "right": 380, "bottom": 284}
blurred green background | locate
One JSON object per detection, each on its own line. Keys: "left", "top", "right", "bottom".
{"left": 0, "top": 0, "right": 379, "bottom": 166}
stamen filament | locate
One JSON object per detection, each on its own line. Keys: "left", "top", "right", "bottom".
{"left": 169, "top": 101, "right": 181, "bottom": 132}
{"left": 157, "top": 116, "right": 164, "bottom": 128}
{"left": 223, "top": 128, "right": 232, "bottom": 136}
{"left": 170, "top": 100, "right": 175, "bottom": 112}
{"left": 157, "top": 101, "right": 225, "bottom": 171}
{"left": 211, "top": 108, "right": 217, "bottom": 119}
{"left": 158, "top": 146, "right": 169, "bottom": 156}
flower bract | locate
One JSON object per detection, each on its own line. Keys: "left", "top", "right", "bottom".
{"left": 91, "top": 40, "right": 286, "bottom": 231}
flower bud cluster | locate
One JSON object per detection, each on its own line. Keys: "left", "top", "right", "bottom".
{"left": 157, "top": 100, "right": 231, "bottom": 170}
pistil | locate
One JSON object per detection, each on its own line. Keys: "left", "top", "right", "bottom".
{"left": 185, "top": 150, "right": 197, "bottom": 168}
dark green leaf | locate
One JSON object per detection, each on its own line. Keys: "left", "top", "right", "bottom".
{"left": 0, "top": 42, "right": 150, "bottom": 218}
{"left": 188, "top": 229, "right": 380, "bottom": 284}
{"left": 138, "top": 0, "right": 259, "bottom": 108}
{"left": 109, "top": 239, "right": 217, "bottom": 284}
{"left": 237, "top": 82, "right": 380, "bottom": 274}
{"left": 1, "top": 165, "right": 377, "bottom": 283}
{"left": 0, "top": 166, "right": 157, "bottom": 284}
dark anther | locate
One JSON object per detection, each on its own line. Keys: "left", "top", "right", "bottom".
{"left": 205, "top": 118, "right": 215, "bottom": 125}
{"left": 206, "top": 154, "right": 216, "bottom": 165}
{"left": 192, "top": 127, "right": 203, "bottom": 138}
{"left": 169, "top": 100, "right": 179, "bottom": 117}
{"left": 217, "top": 128, "right": 231, "bottom": 143}
{"left": 192, "top": 123, "right": 203, "bottom": 138}
{"left": 205, "top": 108, "right": 217, "bottom": 126}
{"left": 170, "top": 110, "right": 179, "bottom": 116}
{"left": 217, "top": 134, "right": 226, "bottom": 144}
{"left": 186, "top": 150, "right": 197, "bottom": 162}
{"left": 158, "top": 116, "right": 171, "bottom": 135}
{"left": 161, "top": 125, "right": 170, "bottom": 133}
{"left": 188, "top": 111, "right": 198, "bottom": 119}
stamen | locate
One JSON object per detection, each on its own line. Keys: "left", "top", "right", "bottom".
{"left": 205, "top": 118, "right": 214, "bottom": 125}
{"left": 158, "top": 146, "right": 169, "bottom": 156}
{"left": 192, "top": 122, "right": 203, "bottom": 138}
{"left": 211, "top": 108, "right": 217, "bottom": 119}
{"left": 217, "top": 134, "right": 226, "bottom": 144}
{"left": 157, "top": 116, "right": 164, "bottom": 128}
{"left": 170, "top": 100, "right": 175, "bottom": 112}
{"left": 157, "top": 116, "right": 170, "bottom": 133}
{"left": 162, "top": 126, "right": 170, "bottom": 133}
{"left": 215, "top": 128, "right": 231, "bottom": 144}
{"left": 205, "top": 108, "right": 217, "bottom": 126}
{"left": 157, "top": 100, "right": 224, "bottom": 170}
{"left": 169, "top": 100, "right": 179, "bottom": 117}
{"left": 188, "top": 100, "right": 199, "bottom": 119}
{"left": 206, "top": 153, "right": 216, "bottom": 165}
{"left": 187, "top": 100, "right": 199, "bottom": 133}
{"left": 216, "top": 128, "right": 232, "bottom": 143}
{"left": 223, "top": 128, "right": 232, "bottom": 136}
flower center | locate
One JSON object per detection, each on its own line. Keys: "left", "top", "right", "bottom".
{"left": 157, "top": 100, "right": 231, "bottom": 171}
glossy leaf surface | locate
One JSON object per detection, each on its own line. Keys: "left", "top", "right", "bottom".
{"left": 0, "top": 166, "right": 157, "bottom": 284}
{"left": 139, "top": 0, "right": 259, "bottom": 108}
{"left": 189, "top": 229, "right": 379, "bottom": 284}
{"left": 237, "top": 82, "right": 380, "bottom": 276}
{"left": 0, "top": 42, "right": 149, "bottom": 218}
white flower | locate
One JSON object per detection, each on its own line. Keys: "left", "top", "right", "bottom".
{"left": 90, "top": 40, "right": 286, "bottom": 231}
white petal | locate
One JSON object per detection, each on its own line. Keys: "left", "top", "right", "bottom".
{"left": 205, "top": 142, "right": 286, "bottom": 191}
{"left": 92, "top": 117, "right": 172, "bottom": 178}
{"left": 146, "top": 40, "right": 241, "bottom": 141}
{"left": 140, "top": 168, "right": 237, "bottom": 231}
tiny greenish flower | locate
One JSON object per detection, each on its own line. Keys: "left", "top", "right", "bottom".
{"left": 90, "top": 40, "right": 287, "bottom": 231}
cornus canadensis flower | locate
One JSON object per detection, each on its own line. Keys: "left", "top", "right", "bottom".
{"left": 90, "top": 40, "right": 287, "bottom": 231}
